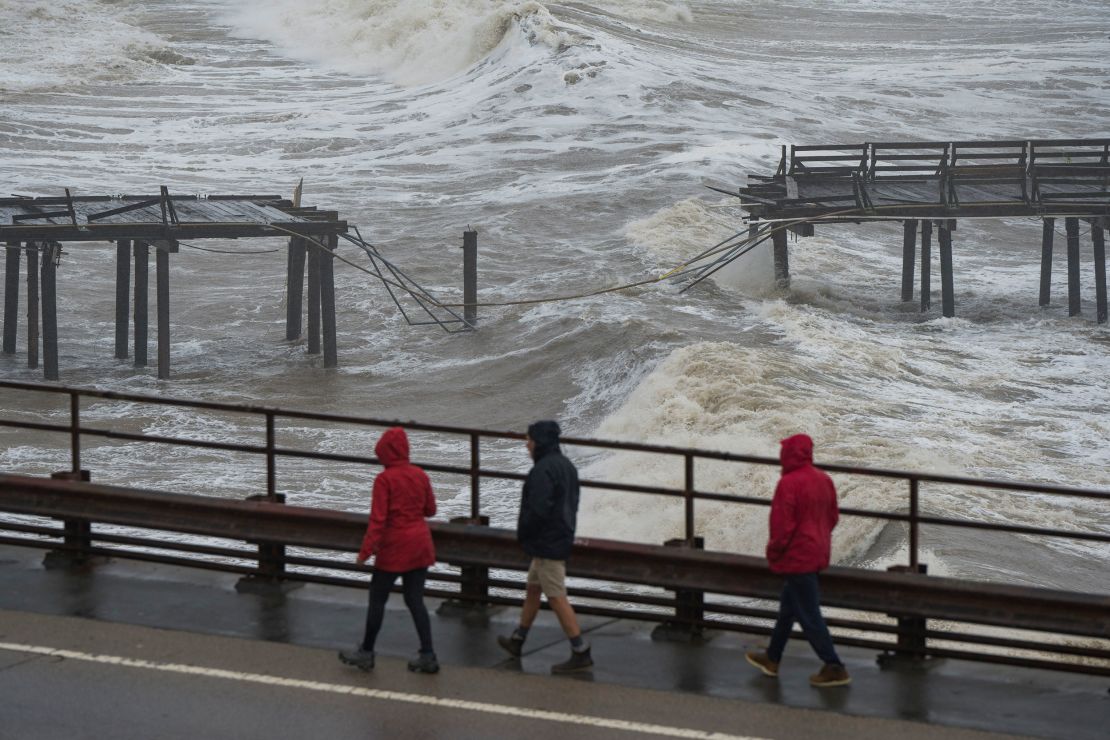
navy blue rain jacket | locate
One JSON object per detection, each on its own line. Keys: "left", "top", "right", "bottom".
{"left": 517, "top": 421, "right": 580, "bottom": 560}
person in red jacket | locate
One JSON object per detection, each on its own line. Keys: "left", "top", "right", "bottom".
{"left": 745, "top": 434, "right": 851, "bottom": 687}
{"left": 339, "top": 427, "right": 439, "bottom": 674}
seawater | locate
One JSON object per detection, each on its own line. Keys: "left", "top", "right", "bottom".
{"left": 1, "top": 0, "right": 1108, "bottom": 594}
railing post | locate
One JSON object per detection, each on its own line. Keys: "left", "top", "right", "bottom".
{"left": 265, "top": 411, "right": 276, "bottom": 501}
{"left": 235, "top": 480, "right": 301, "bottom": 595}
{"left": 42, "top": 469, "right": 94, "bottom": 569}
{"left": 909, "top": 478, "right": 919, "bottom": 570}
{"left": 436, "top": 514, "right": 495, "bottom": 617}
{"left": 878, "top": 563, "right": 932, "bottom": 668}
{"left": 651, "top": 536, "right": 708, "bottom": 643}
{"left": 470, "top": 432, "right": 480, "bottom": 520}
{"left": 684, "top": 453, "right": 695, "bottom": 545}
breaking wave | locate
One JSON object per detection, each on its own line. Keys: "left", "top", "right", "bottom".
{"left": 222, "top": 0, "right": 576, "bottom": 87}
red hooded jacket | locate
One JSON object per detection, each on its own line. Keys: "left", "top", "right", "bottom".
{"left": 766, "top": 434, "right": 839, "bottom": 574}
{"left": 358, "top": 427, "right": 437, "bottom": 572}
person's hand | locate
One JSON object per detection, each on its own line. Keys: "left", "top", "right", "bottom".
{"left": 356, "top": 555, "right": 368, "bottom": 567}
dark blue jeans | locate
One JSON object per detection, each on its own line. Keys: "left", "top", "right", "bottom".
{"left": 767, "top": 572, "right": 842, "bottom": 666}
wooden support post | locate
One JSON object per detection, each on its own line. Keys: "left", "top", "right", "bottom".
{"left": 920, "top": 220, "right": 932, "bottom": 312}
{"left": 41, "top": 243, "right": 59, "bottom": 381}
{"left": 939, "top": 223, "right": 955, "bottom": 318}
{"left": 114, "top": 239, "right": 130, "bottom": 359}
{"left": 463, "top": 230, "right": 478, "bottom": 326}
{"left": 901, "top": 220, "right": 917, "bottom": 302}
{"left": 1093, "top": 223, "right": 1107, "bottom": 325}
{"left": 156, "top": 245, "right": 170, "bottom": 379}
{"left": 26, "top": 244, "right": 38, "bottom": 369}
{"left": 771, "top": 227, "right": 790, "bottom": 289}
{"left": 3, "top": 244, "right": 20, "bottom": 354}
{"left": 1039, "top": 217, "right": 1054, "bottom": 307}
{"left": 306, "top": 240, "right": 321, "bottom": 355}
{"left": 1066, "top": 217, "right": 1081, "bottom": 317}
{"left": 133, "top": 241, "right": 149, "bottom": 367}
{"left": 320, "top": 233, "right": 338, "bottom": 368}
{"left": 285, "top": 236, "right": 306, "bottom": 340}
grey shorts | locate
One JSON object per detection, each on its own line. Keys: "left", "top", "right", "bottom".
{"left": 526, "top": 557, "right": 567, "bottom": 599}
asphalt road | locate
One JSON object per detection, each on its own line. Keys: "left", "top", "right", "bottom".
{"left": 0, "top": 611, "right": 1020, "bottom": 740}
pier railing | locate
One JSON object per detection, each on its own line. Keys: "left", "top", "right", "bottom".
{"left": 0, "top": 380, "right": 1108, "bottom": 676}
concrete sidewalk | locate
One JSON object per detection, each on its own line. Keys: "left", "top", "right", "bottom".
{"left": 0, "top": 544, "right": 1104, "bottom": 739}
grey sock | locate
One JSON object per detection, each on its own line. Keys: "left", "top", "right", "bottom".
{"left": 513, "top": 626, "right": 530, "bottom": 641}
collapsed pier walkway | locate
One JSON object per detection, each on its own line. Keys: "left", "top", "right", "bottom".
{"left": 0, "top": 190, "right": 470, "bottom": 381}
{"left": 723, "top": 138, "right": 1110, "bottom": 320}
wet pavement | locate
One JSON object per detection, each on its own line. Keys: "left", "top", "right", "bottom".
{"left": 0, "top": 544, "right": 1105, "bottom": 739}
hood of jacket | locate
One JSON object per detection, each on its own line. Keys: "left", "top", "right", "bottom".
{"left": 527, "top": 420, "right": 561, "bottom": 460}
{"left": 780, "top": 434, "right": 814, "bottom": 474}
{"left": 375, "top": 427, "right": 410, "bottom": 467}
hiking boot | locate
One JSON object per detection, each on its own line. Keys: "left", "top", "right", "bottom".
{"left": 338, "top": 647, "right": 375, "bottom": 671}
{"left": 407, "top": 651, "right": 440, "bottom": 674}
{"left": 744, "top": 651, "right": 779, "bottom": 678}
{"left": 497, "top": 634, "right": 525, "bottom": 658}
{"left": 810, "top": 663, "right": 851, "bottom": 687}
{"left": 551, "top": 647, "right": 593, "bottom": 674}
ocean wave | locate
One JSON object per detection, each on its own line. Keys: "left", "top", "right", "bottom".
{"left": 222, "top": 0, "right": 579, "bottom": 87}
{"left": 0, "top": 0, "right": 181, "bottom": 92}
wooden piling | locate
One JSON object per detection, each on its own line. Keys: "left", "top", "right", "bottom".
{"left": 321, "top": 234, "right": 338, "bottom": 368}
{"left": 1093, "top": 223, "right": 1107, "bottom": 325}
{"left": 114, "top": 240, "right": 130, "bottom": 359}
{"left": 771, "top": 227, "right": 790, "bottom": 289}
{"left": 26, "top": 244, "right": 38, "bottom": 369}
{"left": 156, "top": 246, "right": 170, "bottom": 379}
{"left": 1039, "top": 218, "right": 1054, "bottom": 307}
{"left": 133, "top": 241, "right": 149, "bottom": 367}
{"left": 901, "top": 220, "right": 917, "bottom": 302}
{"left": 920, "top": 220, "right": 932, "bottom": 312}
{"left": 41, "top": 243, "right": 58, "bottom": 381}
{"left": 285, "top": 236, "right": 306, "bottom": 340}
{"left": 3, "top": 244, "right": 20, "bottom": 354}
{"left": 1066, "top": 217, "right": 1081, "bottom": 317}
{"left": 306, "top": 240, "right": 321, "bottom": 355}
{"left": 939, "top": 223, "right": 955, "bottom": 318}
{"left": 463, "top": 230, "right": 478, "bottom": 326}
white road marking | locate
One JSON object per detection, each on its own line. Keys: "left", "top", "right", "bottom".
{"left": 0, "top": 641, "right": 766, "bottom": 740}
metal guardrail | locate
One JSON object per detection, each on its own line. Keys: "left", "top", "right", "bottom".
{"left": 1, "top": 380, "right": 1109, "bottom": 676}
{"left": 0, "top": 473, "right": 1108, "bottom": 677}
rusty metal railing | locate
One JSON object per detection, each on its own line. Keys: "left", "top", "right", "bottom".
{"left": 1, "top": 380, "right": 1109, "bottom": 676}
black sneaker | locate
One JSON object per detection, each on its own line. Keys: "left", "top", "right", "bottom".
{"left": 551, "top": 647, "right": 593, "bottom": 674}
{"left": 338, "top": 647, "right": 375, "bottom": 671}
{"left": 497, "top": 634, "right": 525, "bottom": 658}
{"left": 407, "top": 651, "right": 440, "bottom": 674}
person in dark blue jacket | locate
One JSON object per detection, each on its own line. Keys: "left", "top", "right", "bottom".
{"left": 497, "top": 420, "right": 593, "bottom": 673}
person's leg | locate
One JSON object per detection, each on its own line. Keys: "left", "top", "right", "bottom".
{"left": 547, "top": 595, "right": 582, "bottom": 639}
{"left": 519, "top": 583, "right": 543, "bottom": 629}
{"left": 791, "top": 572, "right": 842, "bottom": 666}
{"left": 498, "top": 560, "right": 543, "bottom": 656}
{"left": 766, "top": 578, "right": 798, "bottom": 663}
{"left": 361, "top": 569, "right": 399, "bottom": 651}
{"left": 401, "top": 568, "right": 434, "bottom": 654}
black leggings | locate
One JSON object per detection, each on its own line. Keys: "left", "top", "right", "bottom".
{"left": 361, "top": 567, "right": 434, "bottom": 654}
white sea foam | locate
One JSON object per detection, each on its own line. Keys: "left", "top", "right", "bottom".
{"left": 625, "top": 197, "right": 775, "bottom": 293}
{"left": 0, "top": 0, "right": 181, "bottom": 92}
{"left": 221, "top": 0, "right": 574, "bottom": 87}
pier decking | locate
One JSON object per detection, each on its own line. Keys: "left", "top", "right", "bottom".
{"left": 728, "top": 138, "right": 1110, "bottom": 320}
{"left": 0, "top": 191, "right": 349, "bottom": 379}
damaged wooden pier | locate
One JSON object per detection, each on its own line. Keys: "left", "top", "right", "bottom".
{"left": 731, "top": 138, "right": 1110, "bottom": 321}
{"left": 0, "top": 190, "right": 348, "bottom": 380}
